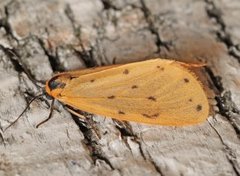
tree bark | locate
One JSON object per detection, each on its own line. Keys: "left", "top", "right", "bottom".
{"left": 0, "top": 0, "right": 239, "bottom": 176}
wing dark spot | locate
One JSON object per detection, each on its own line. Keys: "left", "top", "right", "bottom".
{"left": 152, "top": 113, "right": 159, "bottom": 118}
{"left": 142, "top": 114, "right": 151, "bottom": 118}
{"left": 90, "top": 79, "right": 95, "bottom": 82}
{"left": 118, "top": 111, "right": 125, "bottom": 115}
{"left": 123, "top": 69, "right": 129, "bottom": 74}
{"left": 184, "top": 78, "right": 190, "bottom": 83}
{"left": 157, "top": 65, "right": 164, "bottom": 71}
{"left": 147, "top": 96, "right": 157, "bottom": 102}
{"left": 108, "top": 95, "right": 115, "bottom": 99}
{"left": 131, "top": 85, "right": 138, "bottom": 89}
{"left": 196, "top": 104, "right": 202, "bottom": 111}
{"left": 142, "top": 113, "right": 159, "bottom": 118}
{"left": 189, "top": 98, "right": 193, "bottom": 102}
{"left": 69, "top": 76, "right": 77, "bottom": 80}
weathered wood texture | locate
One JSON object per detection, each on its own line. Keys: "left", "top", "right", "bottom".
{"left": 0, "top": 0, "right": 240, "bottom": 176}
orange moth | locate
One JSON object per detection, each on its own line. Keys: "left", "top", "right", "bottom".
{"left": 44, "top": 58, "right": 209, "bottom": 126}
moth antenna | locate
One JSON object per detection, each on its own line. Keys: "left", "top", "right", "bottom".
{"left": 36, "top": 99, "right": 55, "bottom": 128}
{"left": 4, "top": 93, "right": 45, "bottom": 132}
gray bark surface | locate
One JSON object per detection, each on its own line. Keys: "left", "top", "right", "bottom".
{"left": 0, "top": 0, "right": 239, "bottom": 176}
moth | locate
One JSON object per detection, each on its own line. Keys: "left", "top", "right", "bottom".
{"left": 5, "top": 58, "right": 209, "bottom": 131}
{"left": 43, "top": 58, "right": 209, "bottom": 126}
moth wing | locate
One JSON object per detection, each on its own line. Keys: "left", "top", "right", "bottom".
{"left": 59, "top": 64, "right": 121, "bottom": 77}
{"left": 57, "top": 59, "right": 209, "bottom": 126}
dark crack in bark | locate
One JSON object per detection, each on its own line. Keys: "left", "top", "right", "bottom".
{"left": 0, "top": 46, "right": 23, "bottom": 72}
{"left": 205, "top": 65, "right": 240, "bottom": 139}
{"left": 0, "top": 2, "right": 19, "bottom": 43}
{"left": 205, "top": 0, "right": 240, "bottom": 63}
{"left": 146, "top": 152, "right": 164, "bottom": 176}
{"left": 71, "top": 113, "right": 115, "bottom": 170}
{"left": 115, "top": 121, "right": 147, "bottom": 161}
{"left": 215, "top": 91, "right": 240, "bottom": 139}
{"left": 205, "top": 64, "right": 240, "bottom": 175}
{"left": 208, "top": 121, "right": 240, "bottom": 176}
{"left": 74, "top": 47, "right": 97, "bottom": 68}
{"left": 37, "top": 37, "right": 64, "bottom": 72}
{"left": 113, "top": 120, "right": 165, "bottom": 175}
{"left": 64, "top": 4, "right": 97, "bottom": 68}
{"left": 140, "top": 0, "right": 171, "bottom": 53}
{"left": 0, "top": 126, "right": 6, "bottom": 147}
{"left": 114, "top": 120, "right": 147, "bottom": 159}
{"left": 205, "top": 66, "right": 224, "bottom": 93}
{"left": 101, "top": 0, "right": 121, "bottom": 11}
{"left": 0, "top": 45, "right": 42, "bottom": 88}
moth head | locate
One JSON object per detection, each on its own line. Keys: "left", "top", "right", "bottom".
{"left": 45, "top": 73, "right": 71, "bottom": 98}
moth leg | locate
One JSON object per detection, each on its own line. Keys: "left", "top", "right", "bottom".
{"left": 36, "top": 99, "right": 55, "bottom": 128}
{"left": 65, "top": 106, "right": 86, "bottom": 119}
{"left": 65, "top": 106, "right": 102, "bottom": 139}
